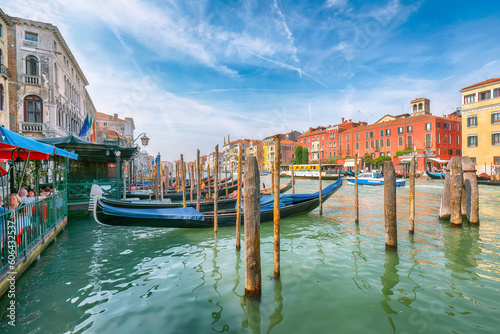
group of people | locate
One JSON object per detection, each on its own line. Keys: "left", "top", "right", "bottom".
{"left": 1, "top": 187, "right": 55, "bottom": 211}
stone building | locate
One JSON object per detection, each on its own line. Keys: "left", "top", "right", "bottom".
{"left": 95, "top": 112, "right": 135, "bottom": 146}
{"left": 0, "top": 9, "right": 12, "bottom": 129}
{"left": 8, "top": 14, "right": 95, "bottom": 138}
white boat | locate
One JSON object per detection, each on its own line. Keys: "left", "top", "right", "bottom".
{"left": 346, "top": 172, "right": 406, "bottom": 187}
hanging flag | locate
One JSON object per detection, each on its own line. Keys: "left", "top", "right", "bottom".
{"left": 79, "top": 114, "right": 90, "bottom": 137}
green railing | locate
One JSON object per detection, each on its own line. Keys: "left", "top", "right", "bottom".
{"left": 0, "top": 190, "right": 67, "bottom": 272}
{"left": 66, "top": 179, "right": 119, "bottom": 203}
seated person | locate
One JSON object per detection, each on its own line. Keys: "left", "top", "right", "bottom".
{"left": 4, "top": 193, "right": 22, "bottom": 211}
{"left": 28, "top": 189, "right": 46, "bottom": 200}
{"left": 19, "top": 188, "right": 36, "bottom": 204}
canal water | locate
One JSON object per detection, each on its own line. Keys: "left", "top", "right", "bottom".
{"left": 1, "top": 177, "right": 499, "bottom": 333}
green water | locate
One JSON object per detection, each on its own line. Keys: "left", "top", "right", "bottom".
{"left": 1, "top": 178, "right": 499, "bottom": 333}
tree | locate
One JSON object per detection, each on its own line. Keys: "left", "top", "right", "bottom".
{"left": 294, "top": 146, "right": 303, "bottom": 164}
{"left": 302, "top": 147, "right": 309, "bottom": 164}
{"left": 373, "top": 156, "right": 392, "bottom": 167}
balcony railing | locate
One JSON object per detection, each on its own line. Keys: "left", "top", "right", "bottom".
{"left": 23, "top": 74, "right": 41, "bottom": 85}
{"left": 20, "top": 122, "right": 46, "bottom": 133}
{"left": 0, "top": 64, "right": 11, "bottom": 78}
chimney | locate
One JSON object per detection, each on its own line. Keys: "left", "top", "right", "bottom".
{"left": 114, "top": 113, "right": 118, "bottom": 120}
{"left": 342, "top": 118, "right": 344, "bottom": 123}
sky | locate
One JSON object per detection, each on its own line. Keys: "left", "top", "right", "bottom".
{"left": 3, "top": 0, "right": 500, "bottom": 161}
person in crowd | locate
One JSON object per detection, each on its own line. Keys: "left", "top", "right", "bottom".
{"left": 5, "top": 193, "right": 22, "bottom": 211}
{"left": 28, "top": 189, "right": 46, "bottom": 200}
{"left": 18, "top": 188, "right": 36, "bottom": 204}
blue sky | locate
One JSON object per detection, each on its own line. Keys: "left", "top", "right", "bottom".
{"left": 3, "top": 0, "right": 500, "bottom": 161}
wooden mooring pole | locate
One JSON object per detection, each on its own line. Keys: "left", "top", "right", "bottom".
{"left": 291, "top": 162, "right": 295, "bottom": 194}
{"left": 214, "top": 145, "right": 219, "bottom": 233}
{"left": 207, "top": 164, "right": 211, "bottom": 200}
{"left": 236, "top": 145, "right": 242, "bottom": 251}
{"left": 319, "top": 160, "right": 323, "bottom": 216}
{"left": 354, "top": 156, "right": 359, "bottom": 223}
{"left": 384, "top": 161, "right": 397, "bottom": 250}
{"left": 409, "top": 157, "right": 416, "bottom": 234}
{"left": 244, "top": 156, "right": 261, "bottom": 297}
{"left": 196, "top": 149, "right": 201, "bottom": 212}
{"left": 181, "top": 155, "right": 186, "bottom": 207}
{"left": 450, "top": 157, "right": 463, "bottom": 227}
{"left": 225, "top": 166, "right": 228, "bottom": 197}
{"left": 273, "top": 135, "right": 281, "bottom": 279}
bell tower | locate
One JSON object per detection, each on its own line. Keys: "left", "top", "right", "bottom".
{"left": 410, "top": 98, "right": 430, "bottom": 116}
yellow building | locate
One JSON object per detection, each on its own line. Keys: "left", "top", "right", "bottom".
{"left": 461, "top": 78, "right": 500, "bottom": 174}
{"left": 0, "top": 9, "right": 12, "bottom": 129}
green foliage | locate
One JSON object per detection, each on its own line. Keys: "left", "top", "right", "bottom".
{"left": 394, "top": 148, "right": 416, "bottom": 157}
{"left": 327, "top": 157, "right": 339, "bottom": 164}
{"left": 373, "top": 156, "right": 392, "bottom": 167}
{"left": 301, "top": 147, "right": 309, "bottom": 164}
{"left": 294, "top": 146, "right": 303, "bottom": 164}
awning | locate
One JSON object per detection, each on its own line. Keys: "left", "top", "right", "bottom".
{"left": 428, "top": 157, "right": 449, "bottom": 164}
{"left": 399, "top": 158, "right": 413, "bottom": 164}
{"left": 0, "top": 127, "right": 78, "bottom": 160}
{"left": 344, "top": 161, "right": 355, "bottom": 167}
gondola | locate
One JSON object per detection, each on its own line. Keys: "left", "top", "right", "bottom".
{"left": 93, "top": 178, "right": 343, "bottom": 228}
{"left": 426, "top": 171, "right": 445, "bottom": 179}
{"left": 126, "top": 182, "right": 239, "bottom": 201}
{"left": 257, "top": 181, "right": 292, "bottom": 195}
{"left": 477, "top": 179, "right": 500, "bottom": 186}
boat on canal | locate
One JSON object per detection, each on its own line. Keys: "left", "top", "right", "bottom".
{"left": 426, "top": 170, "right": 445, "bottom": 179}
{"left": 346, "top": 172, "right": 405, "bottom": 187}
{"left": 279, "top": 164, "right": 342, "bottom": 180}
{"left": 92, "top": 178, "right": 342, "bottom": 228}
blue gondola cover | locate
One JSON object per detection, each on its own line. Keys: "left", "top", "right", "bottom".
{"left": 102, "top": 204, "right": 205, "bottom": 221}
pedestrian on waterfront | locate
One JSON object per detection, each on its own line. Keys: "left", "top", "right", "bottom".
{"left": 19, "top": 188, "right": 36, "bottom": 204}
{"left": 28, "top": 190, "right": 46, "bottom": 200}
{"left": 4, "top": 193, "right": 21, "bottom": 211}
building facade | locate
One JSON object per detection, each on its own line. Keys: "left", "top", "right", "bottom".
{"left": 7, "top": 15, "right": 96, "bottom": 139}
{"left": 0, "top": 9, "right": 12, "bottom": 129}
{"left": 461, "top": 78, "right": 500, "bottom": 174}
{"left": 95, "top": 112, "right": 135, "bottom": 146}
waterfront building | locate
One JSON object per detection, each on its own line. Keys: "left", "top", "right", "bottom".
{"left": 460, "top": 78, "right": 500, "bottom": 174}
{"left": 262, "top": 131, "right": 301, "bottom": 169}
{"left": 7, "top": 14, "right": 96, "bottom": 138}
{"left": 95, "top": 112, "right": 135, "bottom": 146}
{"left": 223, "top": 138, "right": 262, "bottom": 171}
{"left": 0, "top": 9, "right": 12, "bottom": 130}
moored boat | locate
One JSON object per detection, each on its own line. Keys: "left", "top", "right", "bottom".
{"left": 346, "top": 172, "right": 405, "bottom": 187}
{"left": 426, "top": 170, "right": 445, "bottom": 179}
{"left": 93, "top": 178, "right": 343, "bottom": 228}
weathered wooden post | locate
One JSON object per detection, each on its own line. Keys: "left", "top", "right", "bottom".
{"left": 384, "top": 161, "right": 397, "bottom": 250}
{"left": 181, "top": 155, "right": 186, "bottom": 207}
{"left": 450, "top": 157, "right": 463, "bottom": 227}
{"left": 214, "top": 145, "right": 219, "bottom": 233}
{"left": 319, "top": 160, "right": 323, "bottom": 216}
{"left": 207, "top": 164, "right": 211, "bottom": 200}
{"left": 439, "top": 163, "right": 451, "bottom": 220}
{"left": 236, "top": 145, "right": 242, "bottom": 251}
{"left": 354, "top": 156, "right": 359, "bottom": 223}
{"left": 462, "top": 157, "right": 479, "bottom": 225}
{"left": 290, "top": 162, "right": 295, "bottom": 194}
{"left": 190, "top": 163, "right": 194, "bottom": 203}
{"left": 244, "top": 156, "right": 261, "bottom": 296}
{"left": 122, "top": 161, "right": 127, "bottom": 200}
{"left": 273, "top": 135, "right": 281, "bottom": 279}
{"left": 409, "top": 157, "right": 416, "bottom": 234}
{"left": 225, "top": 166, "right": 228, "bottom": 197}
{"left": 271, "top": 164, "right": 274, "bottom": 194}
{"left": 196, "top": 149, "right": 201, "bottom": 211}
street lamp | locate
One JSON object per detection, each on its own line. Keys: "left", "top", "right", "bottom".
{"left": 132, "top": 132, "right": 150, "bottom": 146}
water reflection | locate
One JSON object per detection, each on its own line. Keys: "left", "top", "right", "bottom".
{"left": 441, "top": 223, "right": 481, "bottom": 280}
{"left": 380, "top": 250, "right": 400, "bottom": 333}
{"left": 266, "top": 279, "right": 284, "bottom": 334}
{"left": 398, "top": 234, "right": 420, "bottom": 307}
{"left": 352, "top": 225, "right": 370, "bottom": 291}
{"left": 242, "top": 296, "right": 261, "bottom": 334}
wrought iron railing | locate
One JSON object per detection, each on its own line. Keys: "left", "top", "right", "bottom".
{"left": 0, "top": 190, "right": 67, "bottom": 272}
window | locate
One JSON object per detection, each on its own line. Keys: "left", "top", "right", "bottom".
{"left": 356, "top": 133, "right": 359, "bottom": 141}
{"left": 425, "top": 133, "right": 432, "bottom": 147}
{"left": 467, "top": 116, "right": 477, "bottom": 127}
{"left": 464, "top": 94, "right": 475, "bottom": 104}
{"left": 365, "top": 141, "right": 368, "bottom": 149}
{"left": 330, "top": 132, "right": 334, "bottom": 139}
{"left": 471, "top": 157, "right": 476, "bottom": 164}
{"left": 479, "top": 90, "right": 491, "bottom": 101}
{"left": 456, "top": 135, "right": 460, "bottom": 145}
{"left": 492, "top": 112, "right": 500, "bottom": 124}
{"left": 493, "top": 133, "right": 500, "bottom": 146}
{"left": 300, "top": 139, "right": 303, "bottom": 144}
{"left": 437, "top": 133, "right": 440, "bottom": 143}
{"left": 387, "top": 151, "right": 391, "bottom": 157}
{"left": 26, "top": 56, "right": 39, "bottom": 76}
{"left": 0, "top": 23, "right": 3, "bottom": 39}
{"left": 398, "top": 127, "right": 403, "bottom": 134}
{"left": 456, "top": 124, "right": 459, "bottom": 131}
{"left": 425, "top": 122, "right": 432, "bottom": 131}
{"left": 444, "top": 135, "right": 448, "bottom": 144}
{"left": 347, "top": 135, "right": 350, "bottom": 142}
{"left": 380, "top": 139, "right": 384, "bottom": 148}
{"left": 448, "top": 149, "right": 453, "bottom": 155}
{"left": 24, "top": 95, "right": 43, "bottom": 123}
{"left": 406, "top": 125, "right": 413, "bottom": 133}
{"left": 437, "top": 122, "right": 441, "bottom": 129}
{"left": 407, "top": 136, "right": 413, "bottom": 149}
{"left": 356, "top": 142, "right": 359, "bottom": 150}
{"left": 494, "top": 89, "right": 500, "bottom": 98}
{"left": 365, "top": 132, "right": 368, "bottom": 139}
{"left": 449, "top": 134, "right": 451, "bottom": 144}
{"left": 457, "top": 149, "right": 461, "bottom": 156}
{"left": 370, "top": 131, "right": 374, "bottom": 138}
{"left": 386, "top": 138, "right": 390, "bottom": 147}
{"left": 380, "top": 130, "right": 384, "bottom": 137}
{"left": 346, "top": 144, "right": 350, "bottom": 154}
{"left": 371, "top": 140, "right": 374, "bottom": 148}
{"left": 380, "top": 152, "right": 385, "bottom": 156}
{"left": 495, "top": 156, "right": 500, "bottom": 165}
{"left": 467, "top": 135, "right": 477, "bottom": 147}
{"left": 339, "top": 145, "right": 342, "bottom": 155}
{"left": 321, "top": 135, "right": 324, "bottom": 140}
{"left": 385, "top": 129, "right": 391, "bottom": 136}
{"left": 398, "top": 137, "right": 403, "bottom": 146}
{"left": 339, "top": 136, "right": 342, "bottom": 143}
{"left": 25, "top": 32, "right": 39, "bottom": 42}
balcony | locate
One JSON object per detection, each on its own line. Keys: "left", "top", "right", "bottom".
{"left": 0, "top": 64, "right": 11, "bottom": 79}
{"left": 19, "top": 122, "right": 46, "bottom": 133}
{"left": 23, "top": 74, "right": 41, "bottom": 85}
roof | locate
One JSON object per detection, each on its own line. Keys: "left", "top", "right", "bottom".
{"left": 280, "top": 139, "right": 298, "bottom": 145}
{"left": 461, "top": 78, "right": 500, "bottom": 91}
{"left": 37, "top": 135, "right": 137, "bottom": 161}
{"left": 297, "top": 126, "right": 327, "bottom": 138}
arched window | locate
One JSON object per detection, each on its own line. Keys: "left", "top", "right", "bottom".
{"left": 398, "top": 137, "right": 403, "bottom": 146}
{"left": 365, "top": 141, "right": 368, "bottom": 149}
{"left": 380, "top": 139, "right": 384, "bottom": 148}
{"left": 418, "top": 103, "right": 423, "bottom": 110}
{"left": 54, "top": 63, "right": 58, "bottom": 84}
{"left": 375, "top": 140, "right": 379, "bottom": 151}
{"left": 24, "top": 95, "right": 43, "bottom": 123}
{"left": 413, "top": 105, "right": 417, "bottom": 112}
{"left": 0, "top": 49, "right": 3, "bottom": 67}
{"left": 26, "top": 56, "right": 39, "bottom": 76}
{"left": 371, "top": 140, "right": 374, "bottom": 148}
{"left": 386, "top": 138, "right": 390, "bottom": 147}
{"left": 0, "top": 84, "right": 4, "bottom": 111}
{"left": 407, "top": 136, "right": 413, "bottom": 149}
{"left": 425, "top": 133, "right": 432, "bottom": 147}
